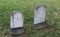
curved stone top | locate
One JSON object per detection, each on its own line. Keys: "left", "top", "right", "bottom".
{"left": 35, "top": 4, "right": 47, "bottom": 11}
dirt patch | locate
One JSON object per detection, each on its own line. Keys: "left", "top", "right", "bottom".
{"left": 41, "top": 26, "right": 54, "bottom": 32}
{"left": 12, "top": 33, "right": 28, "bottom": 37}
{"left": 2, "top": 32, "right": 28, "bottom": 37}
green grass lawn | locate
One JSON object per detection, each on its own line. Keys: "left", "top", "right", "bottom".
{"left": 0, "top": 0, "right": 60, "bottom": 37}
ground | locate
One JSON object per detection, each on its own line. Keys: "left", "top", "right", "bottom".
{"left": 0, "top": 0, "right": 60, "bottom": 37}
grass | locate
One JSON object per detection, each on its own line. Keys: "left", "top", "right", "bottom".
{"left": 0, "top": 0, "right": 60, "bottom": 37}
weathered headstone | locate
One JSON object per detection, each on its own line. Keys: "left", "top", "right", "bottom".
{"left": 34, "top": 4, "right": 47, "bottom": 29}
{"left": 10, "top": 10, "right": 25, "bottom": 35}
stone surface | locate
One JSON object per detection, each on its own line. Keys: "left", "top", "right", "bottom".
{"left": 10, "top": 10, "right": 25, "bottom": 35}
{"left": 34, "top": 4, "right": 47, "bottom": 29}
{"left": 10, "top": 10, "right": 24, "bottom": 28}
{"left": 34, "top": 4, "right": 46, "bottom": 24}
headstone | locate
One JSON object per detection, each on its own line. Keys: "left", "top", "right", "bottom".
{"left": 10, "top": 10, "right": 25, "bottom": 35}
{"left": 34, "top": 4, "right": 47, "bottom": 29}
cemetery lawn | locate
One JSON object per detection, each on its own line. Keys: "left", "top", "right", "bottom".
{"left": 0, "top": 0, "right": 60, "bottom": 37}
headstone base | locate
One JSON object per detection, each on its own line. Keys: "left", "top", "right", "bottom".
{"left": 34, "top": 22, "right": 47, "bottom": 29}
{"left": 10, "top": 27, "right": 25, "bottom": 35}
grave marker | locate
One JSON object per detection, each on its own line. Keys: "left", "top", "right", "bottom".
{"left": 10, "top": 10, "right": 25, "bottom": 35}
{"left": 34, "top": 4, "right": 47, "bottom": 29}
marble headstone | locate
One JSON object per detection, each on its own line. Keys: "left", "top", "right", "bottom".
{"left": 10, "top": 10, "right": 25, "bottom": 35}
{"left": 34, "top": 4, "right": 47, "bottom": 29}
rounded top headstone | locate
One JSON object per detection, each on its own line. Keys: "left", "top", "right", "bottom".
{"left": 35, "top": 4, "right": 47, "bottom": 10}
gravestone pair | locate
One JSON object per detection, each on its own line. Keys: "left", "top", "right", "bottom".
{"left": 10, "top": 4, "right": 47, "bottom": 35}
